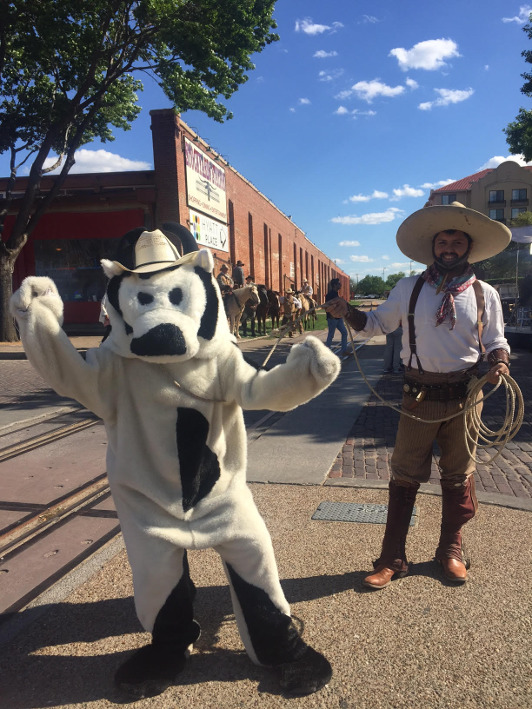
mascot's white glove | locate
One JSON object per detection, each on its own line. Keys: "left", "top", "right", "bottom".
{"left": 239, "top": 335, "right": 341, "bottom": 411}
{"left": 10, "top": 276, "right": 64, "bottom": 324}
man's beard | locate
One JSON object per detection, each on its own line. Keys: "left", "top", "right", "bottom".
{"left": 433, "top": 250, "right": 470, "bottom": 273}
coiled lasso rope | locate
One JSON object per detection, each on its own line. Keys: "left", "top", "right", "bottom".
{"left": 341, "top": 319, "right": 524, "bottom": 465}
{"left": 258, "top": 306, "right": 524, "bottom": 465}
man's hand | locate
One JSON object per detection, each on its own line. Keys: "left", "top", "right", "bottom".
{"left": 486, "top": 362, "right": 509, "bottom": 386}
{"left": 323, "top": 297, "right": 349, "bottom": 318}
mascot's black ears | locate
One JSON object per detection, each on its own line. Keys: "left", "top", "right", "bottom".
{"left": 110, "top": 224, "right": 199, "bottom": 271}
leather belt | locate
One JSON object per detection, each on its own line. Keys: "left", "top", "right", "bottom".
{"left": 403, "top": 377, "right": 471, "bottom": 402}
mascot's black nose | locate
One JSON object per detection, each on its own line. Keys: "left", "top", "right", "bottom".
{"left": 130, "top": 323, "right": 187, "bottom": 357}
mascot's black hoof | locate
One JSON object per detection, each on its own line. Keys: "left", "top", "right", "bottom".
{"left": 277, "top": 646, "right": 332, "bottom": 697}
{"left": 115, "top": 644, "right": 187, "bottom": 700}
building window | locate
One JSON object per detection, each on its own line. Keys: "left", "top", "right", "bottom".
{"left": 511, "top": 207, "right": 527, "bottom": 219}
{"left": 489, "top": 190, "right": 504, "bottom": 203}
{"left": 441, "top": 193, "right": 457, "bottom": 205}
{"left": 489, "top": 209, "right": 505, "bottom": 221}
{"left": 34, "top": 237, "right": 118, "bottom": 303}
{"left": 512, "top": 188, "right": 527, "bottom": 201}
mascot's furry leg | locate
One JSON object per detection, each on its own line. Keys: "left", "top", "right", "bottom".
{"left": 216, "top": 491, "right": 332, "bottom": 697}
{"left": 114, "top": 548, "right": 200, "bottom": 699}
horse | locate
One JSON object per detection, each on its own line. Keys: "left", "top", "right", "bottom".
{"left": 254, "top": 285, "right": 270, "bottom": 335}
{"left": 281, "top": 293, "right": 303, "bottom": 337}
{"left": 296, "top": 292, "right": 317, "bottom": 330}
{"left": 225, "top": 285, "right": 259, "bottom": 338}
{"left": 267, "top": 290, "right": 281, "bottom": 330}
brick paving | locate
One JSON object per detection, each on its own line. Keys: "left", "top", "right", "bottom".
{"left": 329, "top": 343, "right": 532, "bottom": 499}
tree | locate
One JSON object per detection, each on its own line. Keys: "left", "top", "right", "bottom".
{"left": 0, "top": 0, "right": 278, "bottom": 341}
{"left": 504, "top": 12, "right": 532, "bottom": 160}
{"left": 356, "top": 274, "right": 386, "bottom": 296}
{"left": 385, "top": 271, "right": 406, "bottom": 290}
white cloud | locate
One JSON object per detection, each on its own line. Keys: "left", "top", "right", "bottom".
{"left": 348, "top": 190, "right": 388, "bottom": 202}
{"left": 43, "top": 149, "right": 151, "bottom": 174}
{"left": 390, "top": 184, "right": 425, "bottom": 200}
{"left": 314, "top": 50, "right": 338, "bottom": 58}
{"left": 319, "top": 69, "right": 344, "bottom": 82}
{"left": 331, "top": 208, "right": 404, "bottom": 225}
{"left": 335, "top": 107, "right": 377, "bottom": 118}
{"left": 361, "top": 15, "right": 380, "bottom": 24}
{"left": 390, "top": 38, "right": 460, "bottom": 71}
{"left": 352, "top": 79, "right": 405, "bottom": 103}
{"left": 335, "top": 89, "right": 353, "bottom": 100}
{"left": 420, "top": 179, "right": 456, "bottom": 189}
{"left": 299, "top": 97, "right": 311, "bottom": 105}
{"left": 405, "top": 77, "right": 419, "bottom": 90}
{"left": 382, "top": 255, "right": 390, "bottom": 260}
{"left": 289, "top": 107, "right": 296, "bottom": 113}
{"left": 478, "top": 154, "right": 532, "bottom": 169}
{"left": 418, "top": 87, "right": 474, "bottom": 110}
{"left": 339, "top": 240, "right": 361, "bottom": 247}
{"left": 350, "top": 255, "right": 374, "bottom": 262}
{"left": 295, "top": 18, "right": 344, "bottom": 35}
{"left": 502, "top": 6, "right": 532, "bottom": 23}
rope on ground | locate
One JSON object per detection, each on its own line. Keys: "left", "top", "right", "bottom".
{"left": 343, "top": 319, "right": 524, "bottom": 464}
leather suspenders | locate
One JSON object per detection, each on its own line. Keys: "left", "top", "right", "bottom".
{"left": 407, "top": 276, "right": 486, "bottom": 374}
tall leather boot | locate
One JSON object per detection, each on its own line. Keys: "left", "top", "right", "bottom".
{"left": 435, "top": 476, "right": 478, "bottom": 584}
{"left": 363, "top": 479, "right": 419, "bottom": 590}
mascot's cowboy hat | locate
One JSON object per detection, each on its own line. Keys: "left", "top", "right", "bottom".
{"left": 107, "top": 224, "right": 199, "bottom": 274}
{"left": 396, "top": 202, "right": 512, "bottom": 265}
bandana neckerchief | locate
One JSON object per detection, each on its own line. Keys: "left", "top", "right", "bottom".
{"left": 422, "top": 264, "right": 476, "bottom": 329}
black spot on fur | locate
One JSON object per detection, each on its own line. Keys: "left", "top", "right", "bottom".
{"left": 130, "top": 324, "right": 186, "bottom": 356}
{"left": 194, "top": 267, "right": 218, "bottom": 341}
{"left": 106, "top": 275, "right": 123, "bottom": 318}
{"left": 152, "top": 551, "right": 199, "bottom": 648}
{"left": 225, "top": 563, "right": 306, "bottom": 665}
{"left": 138, "top": 292, "right": 154, "bottom": 306}
{"left": 124, "top": 322, "right": 133, "bottom": 336}
{"left": 169, "top": 287, "right": 183, "bottom": 306}
{"left": 176, "top": 408, "right": 220, "bottom": 511}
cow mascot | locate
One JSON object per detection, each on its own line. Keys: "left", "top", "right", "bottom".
{"left": 10, "top": 224, "right": 341, "bottom": 699}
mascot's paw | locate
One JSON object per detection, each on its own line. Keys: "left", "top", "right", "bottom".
{"left": 277, "top": 646, "right": 333, "bottom": 697}
{"left": 114, "top": 643, "right": 188, "bottom": 700}
{"left": 9, "top": 276, "right": 63, "bottom": 321}
{"left": 288, "top": 335, "right": 341, "bottom": 386}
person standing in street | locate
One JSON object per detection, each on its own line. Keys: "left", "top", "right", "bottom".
{"left": 325, "top": 278, "right": 349, "bottom": 356}
{"left": 324, "top": 202, "right": 512, "bottom": 587}
{"left": 232, "top": 260, "right": 245, "bottom": 288}
{"left": 383, "top": 324, "right": 403, "bottom": 373}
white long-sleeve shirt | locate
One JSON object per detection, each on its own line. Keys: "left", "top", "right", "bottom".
{"left": 361, "top": 275, "right": 509, "bottom": 373}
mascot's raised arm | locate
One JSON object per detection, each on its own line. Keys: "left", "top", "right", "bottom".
{"left": 10, "top": 224, "right": 341, "bottom": 700}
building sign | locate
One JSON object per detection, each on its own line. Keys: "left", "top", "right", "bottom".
{"left": 184, "top": 137, "right": 227, "bottom": 222}
{"left": 189, "top": 209, "right": 229, "bottom": 252}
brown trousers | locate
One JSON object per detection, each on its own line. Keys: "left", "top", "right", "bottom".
{"left": 391, "top": 370, "right": 482, "bottom": 487}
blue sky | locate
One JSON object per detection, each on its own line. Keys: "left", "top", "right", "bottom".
{"left": 3, "top": 0, "right": 532, "bottom": 281}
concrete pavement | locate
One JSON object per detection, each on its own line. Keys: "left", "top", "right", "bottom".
{"left": 0, "top": 331, "right": 531, "bottom": 708}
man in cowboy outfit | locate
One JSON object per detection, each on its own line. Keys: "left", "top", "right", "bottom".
{"left": 325, "top": 202, "right": 511, "bottom": 587}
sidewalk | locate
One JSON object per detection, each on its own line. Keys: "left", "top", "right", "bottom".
{"left": 0, "top": 333, "right": 531, "bottom": 708}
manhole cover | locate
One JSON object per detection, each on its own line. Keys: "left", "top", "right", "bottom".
{"left": 312, "top": 501, "right": 417, "bottom": 526}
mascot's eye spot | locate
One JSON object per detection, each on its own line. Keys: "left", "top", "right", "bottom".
{"left": 138, "top": 292, "right": 154, "bottom": 306}
{"left": 169, "top": 287, "right": 183, "bottom": 306}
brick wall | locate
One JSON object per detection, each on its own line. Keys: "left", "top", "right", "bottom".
{"left": 150, "top": 109, "right": 349, "bottom": 302}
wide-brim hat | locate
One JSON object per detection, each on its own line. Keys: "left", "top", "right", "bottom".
{"left": 111, "top": 229, "right": 192, "bottom": 273}
{"left": 396, "top": 202, "right": 512, "bottom": 265}
{"left": 236, "top": 260, "right": 245, "bottom": 266}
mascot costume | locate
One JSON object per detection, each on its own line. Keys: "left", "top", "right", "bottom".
{"left": 10, "top": 224, "right": 341, "bottom": 699}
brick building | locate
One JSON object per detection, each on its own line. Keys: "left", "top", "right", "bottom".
{"left": 2, "top": 109, "right": 347, "bottom": 326}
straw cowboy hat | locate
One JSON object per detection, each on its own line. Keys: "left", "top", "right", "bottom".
{"left": 396, "top": 202, "right": 512, "bottom": 265}
{"left": 108, "top": 226, "right": 198, "bottom": 274}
